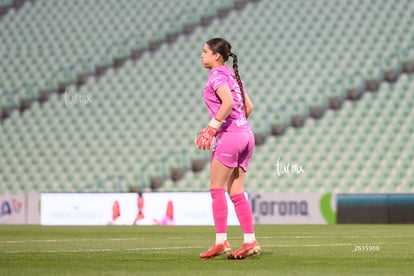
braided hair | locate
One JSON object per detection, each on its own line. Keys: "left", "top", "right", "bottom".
{"left": 206, "top": 38, "right": 247, "bottom": 117}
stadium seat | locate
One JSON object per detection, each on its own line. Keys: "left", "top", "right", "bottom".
{"left": 1, "top": 0, "right": 414, "bottom": 194}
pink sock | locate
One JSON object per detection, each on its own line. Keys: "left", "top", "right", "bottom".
{"left": 210, "top": 188, "right": 228, "bottom": 234}
{"left": 231, "top": 193, "right": 254, "bottom": 234}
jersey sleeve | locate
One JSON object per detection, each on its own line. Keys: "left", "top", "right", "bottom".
{"left": 209, "top": 68, "right": 229, "bottom": 91}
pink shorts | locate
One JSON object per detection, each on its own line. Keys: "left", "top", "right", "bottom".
{"left": 211, "top": 130, "right": 255, "bottom": 171}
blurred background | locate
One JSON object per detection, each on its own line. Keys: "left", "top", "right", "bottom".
{"left": 1, "top": 0, "right": 413, "bottom": 196}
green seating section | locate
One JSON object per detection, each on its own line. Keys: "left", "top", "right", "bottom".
{"left": 0, "top": 0, "right": 236, "bottom": 109}
{"left": 0, "top": 0, "right": 13, "bottom": 8}
{"left": 163, "top": 74, "right": 414, "bottom": 194}
{"left": 0, "top": 0, "right": 413, "bottom": 195}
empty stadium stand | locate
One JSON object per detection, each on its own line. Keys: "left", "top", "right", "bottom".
{"left": 0, "top": 0, "right": 413, "bottom": 195}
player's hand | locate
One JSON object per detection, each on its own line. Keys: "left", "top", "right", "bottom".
{"left": 195, "top": 118, "right": 222, "bottom": 150}
{"left": 196, "top": 126, "right": 217, "bottom": 150}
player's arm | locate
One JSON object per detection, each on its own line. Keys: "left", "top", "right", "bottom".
{"left": 244, "top": 92, "right": 254, "bottom": 118}
{"left": 214, "top": 85, "right": 234, "bottom": 122}
{"left": 195, "top": 85, "right": 233, "bottom": 150}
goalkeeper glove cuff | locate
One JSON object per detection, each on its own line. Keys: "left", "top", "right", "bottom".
{"left": 208, "top": 117, "right": 223, "bottom": 130}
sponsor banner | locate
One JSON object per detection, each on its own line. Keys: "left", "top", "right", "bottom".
{"left": 0, "top": 194, "right": 26, "bottom": 224}
{"left": 40, "top": 192, "right": 244, "bottom": 226}
{"left": 27, "top": 193, "right": 41, "bottom": 224}
{"left": 249, "top": 193, "right": 336, "bottom": 224}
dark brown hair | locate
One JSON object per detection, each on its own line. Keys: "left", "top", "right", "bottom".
{"left": 206, "top": 38, "right": 247, "bottom": 117}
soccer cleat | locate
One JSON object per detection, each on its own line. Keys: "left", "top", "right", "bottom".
{"left": 228, "top": 241, "right": 261, "bottom": 259}
{"left": 199, "top": 240, "right": 231, "bottom": 258}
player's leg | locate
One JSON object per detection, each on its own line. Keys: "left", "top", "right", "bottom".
{"left": 200, "top": 159, "right": 234, "bottom": 258}
{"left": 227, "top": 166, "right": 261, "bottom": 259}
{"left": 227, "top": 131, "right": 260, "bottom": 259}
{"left": 228, "top": 168, "right": 255, "bottom": 237}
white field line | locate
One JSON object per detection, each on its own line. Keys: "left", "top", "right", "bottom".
{"left": 2, "top": 242, "right": 411, "bottom": 254}
{"left": 2, "top": 235, "right": 411, "bottom": 244}
{"left": 1, "top": 243, "right": 361, "bottom": 254}
{"left": 260, "top": 236, "right": 414, "bottom": 239}
{"left": 1, "top": 236, "right": 411, "bottom": 254}
{"left": 2, "top": 246, "right": 203, "bottom": 254}
{"left": 0, "top": 237, "right": 147, "bottom": 244}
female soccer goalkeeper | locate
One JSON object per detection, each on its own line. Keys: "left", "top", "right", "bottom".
{"left": 196, "top": 38, "right": 260, "bottom": 259}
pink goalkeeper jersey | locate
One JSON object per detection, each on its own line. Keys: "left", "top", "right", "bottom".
{"left": 203, "top": 65, "right": 251, "bottom": 132}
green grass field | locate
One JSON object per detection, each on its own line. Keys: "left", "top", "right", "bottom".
{"left": 0, "top": 225, "right": 413, "bottom": 275}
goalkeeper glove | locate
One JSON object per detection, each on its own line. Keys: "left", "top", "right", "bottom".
{"left": 195, "top": 118, "right": 222, "bottom": 150}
